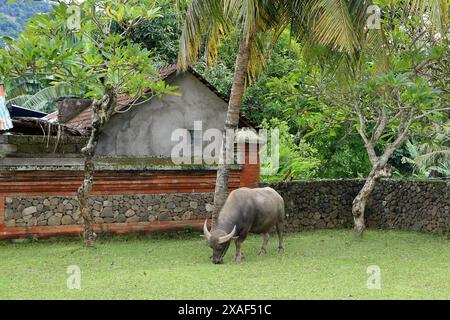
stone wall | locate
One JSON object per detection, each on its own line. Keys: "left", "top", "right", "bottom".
{"left": 3, "top": 180, "right": 448, "bottom": 235}
{"left": 4, "top": 193, "right": 214, "bottom": 227}
{"left": 265, "top": 180, "right": 449, "bottom": 234}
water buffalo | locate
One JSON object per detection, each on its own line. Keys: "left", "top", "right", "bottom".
{"left": 203, "top": 187, "right": 285, "bottom": 264}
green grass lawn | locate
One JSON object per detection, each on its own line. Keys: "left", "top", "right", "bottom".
{"left": 0, "top": 230, "right": 448, "bottom": 299}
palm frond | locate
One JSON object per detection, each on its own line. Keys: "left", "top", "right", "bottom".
{"left": 178, "top": 0, "right": 230, "bottom": 71}
{"left": 8, "top": 85, "right": 74, "bottom": 112}
{"left": 22, "top": 85, "right": 74, "bottom": 111}
{"left": 403, "top": 130, "right": 450, "bottom": 177}
{"left": 179, "top": 0, "right": 284, "bottom": 79}
{"left": 286, "top": 0, "right": 370, "bottom": 54}
{"left": 6, "top": 76, "right": 42, "bottom": 99}
{"left": 308, "top": 0, "right": 361, "bottom": 53}
{"left": 7, "top": 95, "right": 33, "bottom": 106}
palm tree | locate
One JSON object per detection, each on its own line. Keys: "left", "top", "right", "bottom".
{"left": 177, "top": 0, "right": 370, "bottom": 225}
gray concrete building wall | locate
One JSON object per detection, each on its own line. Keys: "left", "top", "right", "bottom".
{"left": 96, "top": 72, "right": 228, "bottom": 157}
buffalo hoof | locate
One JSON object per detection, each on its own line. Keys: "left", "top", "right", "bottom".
{"left": 234, "top": 255, "right": 243, "bottom": 262}
{"left": 258, "top": 250, "right": 266, "bottom": 256}
{"left": 278, "top": 246, "right": 285, "bottom": 254}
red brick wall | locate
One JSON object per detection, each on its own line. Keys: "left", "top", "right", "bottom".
{"left": 0, "top": 145, "right": 260, "bottom": 239}
{"left": 0, "top": 220, "right": 208, "bottom": 240}
{"left": 0, "top": 197, "right": 4, "bottom": 227}
{"left": 0, "top": 170, "right": 244, "bottom": 197}
{"left": 238, "top": 143, "right": 260, "bottom": 188}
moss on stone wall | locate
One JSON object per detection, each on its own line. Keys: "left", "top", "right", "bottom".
{"left": 7, "top": 135, "right": 88, "bottom": 155}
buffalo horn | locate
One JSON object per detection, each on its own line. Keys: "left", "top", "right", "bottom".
{"left": 218, "top": 225, "right": 237, "bottom": 244}
{"left": 203, "top": 220, "right": 211, "bottom": 241}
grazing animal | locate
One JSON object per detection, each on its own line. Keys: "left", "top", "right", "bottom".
{"left": 203, "top": 187, "right": 285, "bottom": 264}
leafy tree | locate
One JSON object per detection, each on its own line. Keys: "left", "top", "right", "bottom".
{"left": 283, "top": 1, "right": 449, "bottom": 234}
{"left": 128, "top": 0, "right": 183, "bottom": 65}
{"left": 262, "top": 61, "right": 373, "bottom": 179}
{"left": 1, "top": 0, "right": 177, "bottom": 246}
{"left": 0, "top": 6, "right": 84, "bottom": 110}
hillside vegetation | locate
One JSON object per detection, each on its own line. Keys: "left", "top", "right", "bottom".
{"left": 0, "top": 0, "right": 52, "bottom": 45}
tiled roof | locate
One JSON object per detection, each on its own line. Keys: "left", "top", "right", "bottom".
{"left": 157, "top": 64, "right": 178, "bottom": 79}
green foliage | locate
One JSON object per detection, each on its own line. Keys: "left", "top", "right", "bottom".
{"left": 261, "top": 118, "right": 321, "bottom": 182}
{"left": 0, "top": 0, "right": 52, "bottom": 47}
{"left": 193, "top": 29, "right": 241, "bottom": 96}
{"left": 262, "top": 1, "right": 449, "bottom": 179}
{"left": 128, "top": 0, "right": 183, "bottom": 65}
{"left": 322, "top": 139, "right": 372, "bottom": 178}
{"left": 190, "top": 28, "right": 374, "bottom": 179}
{"left": 402, "top": 124, "right": 450, "bottom": 178}
{"left": 1, "top": 0, "right": 178, "bottom": 112}
{"left": 0, "top": 13, "right": 21, "bottom": 41}
{"left": 241, "top": 31, "right": 304, "bottom": 125}
{"left": 2, "top": 0, "right": 447, "bottom": 182}
{"left": 8, "top": 85, "right": 75, "bottom": 113}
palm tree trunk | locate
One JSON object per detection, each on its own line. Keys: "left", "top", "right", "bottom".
{"left": 212, "top": 33, "right": 254, "bottom": 226}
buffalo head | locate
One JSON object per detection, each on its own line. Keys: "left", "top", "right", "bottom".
{"left": 203, "top": 220, "right": 238, "bottom": 264}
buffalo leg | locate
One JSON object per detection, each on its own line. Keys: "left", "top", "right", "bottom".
{"left": 276, "top": 223, "right": 285, "bottom": 253}
{"left": 234, "top": 239, "right": 244, "bottom": 262}
{"left": 259, "top": 233, "right": 270, "bottom": 256}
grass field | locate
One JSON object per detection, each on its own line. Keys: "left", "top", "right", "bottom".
{"left": 0, "top": 229, "right": 448, "bottom": 299}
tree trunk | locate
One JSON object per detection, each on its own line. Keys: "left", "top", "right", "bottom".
{"left": 78, "top": 142, "right": 97, "bottom": 247}
{"left": 354, "top": 109, "right": 411, "bottom": 236}
{"left": 77, "top": 92, "right": 115, "bottom": 246}
{"left": 212, "top": 33, "right": 254, "bottom": 226}
{"left": 352, "top": 164, "right": 392, "bottom": 235}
